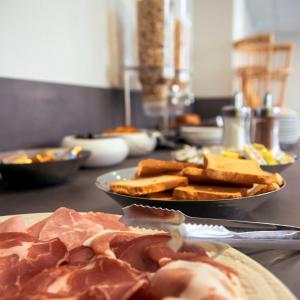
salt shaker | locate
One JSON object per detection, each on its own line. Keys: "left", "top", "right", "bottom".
{"left": 222, "top": 92, "right": 251, "bottom": 151}
{"left": 252, "top": 93, "right": 280, "bottom": 151}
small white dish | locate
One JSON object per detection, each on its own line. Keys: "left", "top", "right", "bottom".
{"left": 62, "top": 135, "right": 129, "bottom": 167}
{"left": 180, "top": 126, "right": 223, "bottom": 146}
{"left": 102, "top": 130, "right": 159, "bottom": 157}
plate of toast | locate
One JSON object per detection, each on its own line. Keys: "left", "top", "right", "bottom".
{"left": 96, "top": 155, "right": 285, "bottom": 218}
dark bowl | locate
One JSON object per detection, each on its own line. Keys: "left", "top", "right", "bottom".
{"left": 96, "top": 167, "right": 286, "bottom": 218}
{"left": 0, "top": 148, "right": 90, "bottom": 188}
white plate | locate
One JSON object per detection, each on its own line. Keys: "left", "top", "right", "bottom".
{"left": 180, "top": 126, "right": 222, "bottom": 138}
{"left": 180, "top": 126, "right": 223, "bottom": 145}
{"left": 0, "top": 213, "right": 296, "bottom": 300}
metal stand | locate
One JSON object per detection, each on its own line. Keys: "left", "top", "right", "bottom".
{"left": 124, "top": 69, "right": 132, "bottom": 126}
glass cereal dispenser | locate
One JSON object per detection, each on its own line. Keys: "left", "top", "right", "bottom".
{"left": 121, "top": 0, "right": 193, "bottom": 123}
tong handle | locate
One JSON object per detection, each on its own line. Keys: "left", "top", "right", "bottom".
{"left": 185, "top": 216, "right": 300, "bottom": 232}
{"left": 186, "top": 237, "right": 300, "bottom": 250}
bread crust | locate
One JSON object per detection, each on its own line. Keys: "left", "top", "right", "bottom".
{"left": 173, "top": 185, "right": 247, "bottom": 200}
{"left": 136, "top": 159, "right": 199, "bottom": 177}
{"left": 247, "top": 183, "right": 280, "bottom": 196}
{"left": 147, "top": 191, "right": 174, "bottom": 200}
{"left": 204, "top": 154, "right": 273, "bottom": 185}
{"left": 183, "top": 167, "right": 253, "bottom": 188}
{"left": 110, "top": 175, "right": 188, "bottom": 196}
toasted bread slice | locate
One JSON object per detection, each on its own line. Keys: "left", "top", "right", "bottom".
{"left": 182, "top": 167, "right": 207, "bottom": 181}
{"left": 147, "top": 191, "right": 174, "bottom": 200}
{"left": 204, "top": 154, "right": 274, "bottom": 185}
{"left": 247, "top": 183, "right": 280, "bottom": 196}
{"left": 173, "top": 185, "right": 247, "bottom": 200}
{"left": 110, "top": 175, "right": 188, "bottom": 196}
{"left": 183, "top": 167, "right": 253, "bottom": 188}
{"left": 136, "top": 159, "right": 199, "bottom": 177}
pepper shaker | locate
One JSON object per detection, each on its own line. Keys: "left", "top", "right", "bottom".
{"left": 252, "top": 93, "right": 280, "bottom": 151}
{"left": 221, "top": 92, "right": 251, "bottom": 151}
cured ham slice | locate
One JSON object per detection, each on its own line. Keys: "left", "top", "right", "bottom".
{"left": 0, "top": 207, "right": 242, "bottom": 300}
{"left": 113, "top": 233, "right": 172, "bottom": 272}
{"left": 146, "top": 242, "right": 237, "bottom": 277}
{"left": 89, "top": 231, "right": 210, "bottom": 273}
{"left": 68, "top": 246, "right": 95, "bottom": 266}
{"left": 19, "top": 256, "right": 149, "bottom": 300}
{"left": 84, "top": 212, "right": 128, "bottom": 230}
{"left": 30, "top": 208, "right": 104, "bottom": 250}
{"left": 136, "top": 260, "right": 241, "bottom": 300}
{"left": 86, "top": 230, "right": 145, "bottom": 258}
{"left": 0, "top": 232, "right": 67, "bottom": 298}
{"left": 89, "top": 231, "right": 233, "bottom": 279}
{"left": 27, "top": 216, "right": 50, "bottom": 237}
{"left": 27, "top": 208, "right": 128, "bottom": 251}
{"left": 0, "top": 216, "right": 27, "bottom": 233}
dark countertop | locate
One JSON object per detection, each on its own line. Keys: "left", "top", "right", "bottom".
{"left": 0, "top": 150, "right": 300, "bottom": 297}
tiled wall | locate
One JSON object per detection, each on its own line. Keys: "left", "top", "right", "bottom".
{"left": 0, "top": 77, "right": 232, "bottom": 151}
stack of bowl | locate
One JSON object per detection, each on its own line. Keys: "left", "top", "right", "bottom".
{"left": 279, "top": 108, "right": 300, "bottom": 146}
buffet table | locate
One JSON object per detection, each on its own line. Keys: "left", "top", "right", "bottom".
{"left": 0, "top": 150, "right": 300, "bottom": 297}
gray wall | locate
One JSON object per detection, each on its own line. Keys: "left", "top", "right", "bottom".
{"left": 0, "top": 77, "right": 232, "bottom": 151}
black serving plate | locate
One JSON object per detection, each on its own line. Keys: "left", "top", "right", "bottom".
{"left": 0, "top": 148, "right": 90, "bottom": 188}
{"left": 96, "top": 167, "right": 286, "bottom": 218}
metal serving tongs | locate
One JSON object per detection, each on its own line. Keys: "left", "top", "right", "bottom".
{"left": 120, "top": 205, "right": 300, "bottom": 250}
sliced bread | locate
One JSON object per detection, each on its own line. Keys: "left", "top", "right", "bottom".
{"left": 247, "top": 183, "right": 280, "bottom": 196}
{"left": 203, "top": 154, "right": 274, "bottom": 185}
{"left": 173, "top": 185, "right": 247, "bottom": 200}
{"left": 110, "top": 175, "right": 188, "bottom": 196}
{"left": 183, "top": 167, "right": 253, "bottom": 188}
{"left": 136, "top": 159, "right": 199, "bottom": 177}
{"left": 147, "top": 191, "right": 174, "bottom": 200}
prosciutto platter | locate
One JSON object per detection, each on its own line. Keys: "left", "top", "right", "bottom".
{"left": 0, "top": 207, "right": 295, "bottom": 300}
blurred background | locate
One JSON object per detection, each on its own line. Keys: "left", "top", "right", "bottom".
{"left": 0, "top": 0, "right": 299, "bottom": 150}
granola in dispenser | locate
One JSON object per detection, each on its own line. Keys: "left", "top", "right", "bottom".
{"left": 137, "top": 0, "right": 174, "bottom": 109}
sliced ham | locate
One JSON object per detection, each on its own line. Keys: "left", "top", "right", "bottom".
{"left": 89, "top": 230, "right": 233, "bottom": 280}
{"left": 0, "top": 207, "right": 241, "bottom": 300}
{"left": 67, "top": 246, "right": 95, "bottom": 266}
{"left": 19, "top": 256, "right": 149, "bottom": 300}
{"left": 84, "top": 211, "right": 128, "bottom": 230}
{"left": 113, "top": 233, "right": 171, "bottom": 272}
{"left": 30, "top": 208, "right": 104, "bottom": 250}
{"left": 0, "top": 232, "right": 67, "bottom": 298}
{"left": 146, "top": 243, "right": 207, "bottom": 267}
{"left": 146, "top": 242, "right": 237, "bottom": 277}
{"left": 0, "top": 216, "right": 27, "bottom": 233}
{"left": 86, "top": 230, "right": 145, "bottom": 258}
{"left": 135, "top": 260, "right": 241, "bottom": 300}
{"left": 27, "top": 208, "right": 128, "bottom": 251}
{"left": 89, "top": 231, "right": 209, "bottom": 273}
{"left": 27, "top": 216, "right": 50, "bottom": 237}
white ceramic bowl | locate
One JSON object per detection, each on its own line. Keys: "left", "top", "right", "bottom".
{"left": 103, "top": 130, "right": 159, "bottom": 157}
{"left": 180, "top": 126, "right": 223, "bottom": 146}
{"left": 62, "top": 135, "right": 129, "bottom": 167}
